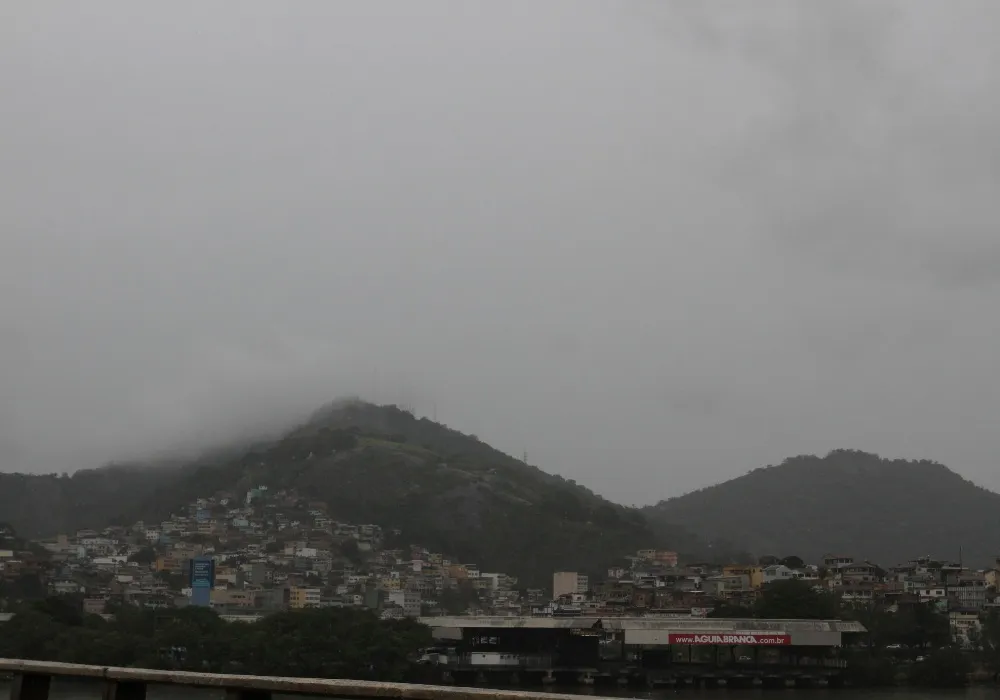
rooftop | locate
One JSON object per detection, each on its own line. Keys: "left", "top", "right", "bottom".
{"left": 420, "top": 616, "right": 866, "bottom": 633}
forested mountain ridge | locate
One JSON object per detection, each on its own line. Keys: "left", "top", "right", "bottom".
{"left": 643, "top": 449, "right": 1000, "bottom": 567}
{"left": 12, "top": 409, "right": 989, "bottom": 582}
{"left": 0, "top": 400, "right": 701, "bottom": 586}
{"left": 0, "top": 463, "right": 184, "bottom": 537}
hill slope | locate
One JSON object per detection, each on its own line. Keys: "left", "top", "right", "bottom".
{"left": 644, "top": 449, "right": 1000, "bottom": 567}
{"left": 0, "top": 463, "right": 185, "bottom": 536}
{"left": 0, "top": 400, "right": 702, "bottom": 586}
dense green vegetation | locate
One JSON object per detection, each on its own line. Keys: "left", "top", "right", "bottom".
{"left": 841, "top": 620, "right": 976, "bottom": 689}
{"left": 0, "top": 599, "right": 430, "bottom": 681}
{"left": 708, "top": 579, "right": 842, "bottom": 620}
{"left": 645, "top": 449, "right": 1000, "bottom": 567}
{"left": 0, "top": 466, "right": 183, "bottom": 538}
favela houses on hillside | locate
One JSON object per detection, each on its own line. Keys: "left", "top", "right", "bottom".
{"left": 3, "top": 482, "right": 999, "bottom": 689}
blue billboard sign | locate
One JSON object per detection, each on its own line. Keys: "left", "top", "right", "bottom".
{"left": 189, "top": 556, "right": 215, "bottom": 607}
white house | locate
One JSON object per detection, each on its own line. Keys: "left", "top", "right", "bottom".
{"left": 762, "top": 564, "right": 796, "bottom": 584}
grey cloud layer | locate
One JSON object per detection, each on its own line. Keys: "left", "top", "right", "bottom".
{"left": 3, "top": 0, "right": 999, "bottom": 504}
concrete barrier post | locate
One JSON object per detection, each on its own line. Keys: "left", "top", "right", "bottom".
{"left": 102, "top": 680, "right": 147, "bottom": 700}
{"left": 225, "top": 689, "right": 272, "bottom": 700}
{"left": 10, "top": 673, "right": 51, "bottom": 700}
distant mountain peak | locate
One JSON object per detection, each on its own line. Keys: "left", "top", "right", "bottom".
{"left": 645, "top": 450, "right": 999, "bottom": 567}
{"left": 0, "top": 398, "right": 695, "bottom": 586}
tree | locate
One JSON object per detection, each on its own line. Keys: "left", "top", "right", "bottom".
{"left": 980, "top": 609, "right": 1000, "bottom": 672}
{"left": 0, "top": 597, "right": 431, "bottom": 681}
{"left": 339, "top": 539, "right": 363, "bottom": 564}
{"left": 708, "top": 601, "right": 754, "bottom": 618}
{"left": 439, "top": 582, "right": 480, "bottom": 615}
{"left": 758, "top": 555, "right": 780, "bottom": 567}
{"left": 539, "top": 490, "right": 588, "bottom": 522}
{"left": 779, "top": 555, "right": 805, "bottom": 570}
{"left": 909, "top": 647, "right": 970, "bottom": 687}
{"left": 6, "top": 573, "right": 46, "bottom": 601}
{"left": 904, "top": 602, "right": 951, "bottom": 650}
{"left": 231, "top": 608, "right": 430, "bottom": 680}
{"left": 0, "top": 609, "right": 64, "bottom": 659}
{"left": 842, "top": 600, "right": 912, "bottom": 653}
{"left": 31, "top": 596, "right": 84, "bottom": 626}
{"left": 318, "top": 428, "right": 358, "bottom": 451}
{"left": 755, "top": 579, "right": 840, "bottom": 619}
{"left": 591, "top": 503, "right": 622, "bottom": 527}
{"left": 130, "top": 546, "right": 157, "bottom": 566}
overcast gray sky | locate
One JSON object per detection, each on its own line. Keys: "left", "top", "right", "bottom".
{"left": 3, "top": 0, "right": 1000, "bottom": 506}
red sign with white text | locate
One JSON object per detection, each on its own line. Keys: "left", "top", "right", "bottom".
{"left": 668, "top": 633, "right": 791, "bottom": 645}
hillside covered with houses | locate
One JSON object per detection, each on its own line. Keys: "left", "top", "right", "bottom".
{"left": 4, "top": 405, "right": 1000, "bottom": 681}
{"left": 3, "top": 476, "right": 1000, "bottom": 657}
{"left": 0, "top": 401, "right": 690, "bottom": 589}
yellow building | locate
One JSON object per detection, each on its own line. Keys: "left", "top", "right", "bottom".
{"left": 154, "top": 553, "right": 184, "bottom": 574}
{"left": 288, "top": 586, "right": 321, "bottom": 609}
{"left": 379, "top": 576, "right": 402, "bottom": 590}
{"left": 723, "top": 565, "right": 764, "bottom": 589}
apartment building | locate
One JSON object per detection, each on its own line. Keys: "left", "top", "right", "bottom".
{"left": 553, "top": 571, "right": 589, "bottom": 598}
{"left": 288, "top": 586, "right": 321, "bottom": 609}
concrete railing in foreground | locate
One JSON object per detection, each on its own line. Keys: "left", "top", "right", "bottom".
{"left": 0, "top": 660, "right": 608, "bottom": 700}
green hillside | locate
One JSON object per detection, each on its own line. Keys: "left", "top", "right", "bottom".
{"left": 0, "top": 400, "right": 703, "bottom": 586}
{"left": 644, "top": 449, "right": 1000, "bottom": 567}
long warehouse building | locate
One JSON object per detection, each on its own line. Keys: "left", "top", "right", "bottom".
{"left": 421, "top": 616, "right": 865, "bottom": 647}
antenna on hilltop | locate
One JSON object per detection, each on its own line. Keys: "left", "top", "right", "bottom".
{"left": 523, "top": 450, "right": 528, "bottom": 464}
{"left": 397, "top": 374, "right": 411, "bottom": 413}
